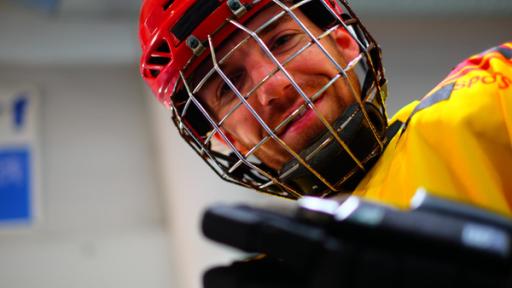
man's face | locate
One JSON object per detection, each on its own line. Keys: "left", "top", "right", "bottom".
{"left": 195, "top": 4, "right": 360, "bottom": 170}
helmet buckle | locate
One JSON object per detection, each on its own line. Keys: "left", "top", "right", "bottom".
{"left": 227, "top": 0, "right": 247, "bottom": 18}
{"left": 186, "top": 35, "right": 206, "bottom": 56}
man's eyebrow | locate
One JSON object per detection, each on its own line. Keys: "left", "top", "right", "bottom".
{"left": 256, "top": 13, "right": 294, "bottom": 39}
{"left": 189, "top": 12, "right": 294, "bottom": 89}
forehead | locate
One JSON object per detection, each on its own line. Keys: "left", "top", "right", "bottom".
{"left": 189, "top": 4, "right": 309, "bottom": 84}
{"left": 218, "top": 4, "right": 315, "bottom": 56}
{"left": 223, "top": 4, "right": 289, "bottom": 46}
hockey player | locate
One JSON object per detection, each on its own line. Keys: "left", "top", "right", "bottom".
{"left": 139, "top": 0, "right": 512, "bottom": 214}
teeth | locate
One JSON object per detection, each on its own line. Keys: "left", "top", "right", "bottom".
{"left": 276, "top": 106, "right": 309, "bottom": 135}
{"left": 297, "top": 107, "right": 307, "bottom": 118}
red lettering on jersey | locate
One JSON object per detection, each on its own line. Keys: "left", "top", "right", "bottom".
{"left": 467, "top": 76, "right": 480, "bottom": 88}
{"left": 453, "top": 73, "right": 511, "bottom": 91}
{"left": 453, "top": 80, "right": 466, "bottom": 90}
{"left": 498, "top": 73, "right": 511, "bottom": 89}
{"left": 482, "top": 75, "right": 496, "bottom": 84}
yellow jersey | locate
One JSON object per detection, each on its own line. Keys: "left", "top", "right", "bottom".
{"left": 353, "top": 42, "right": 512, "bottom": 216}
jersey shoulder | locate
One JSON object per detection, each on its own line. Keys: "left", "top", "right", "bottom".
{"left": 399, "top": 41, "right": 512, "bottom": 143}
{"left": 354, "top": 43, "right": 512, "bottom": 213}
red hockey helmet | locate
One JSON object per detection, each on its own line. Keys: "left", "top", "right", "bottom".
{"left": 139, "top": 0, "right": 389, "bottom": 199}
{"left": 140, "top": 0, "right": 278, "bottom": 107}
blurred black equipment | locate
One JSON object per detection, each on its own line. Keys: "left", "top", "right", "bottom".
{"left": 202, "top": 189, "right": 512, "bottom": 288}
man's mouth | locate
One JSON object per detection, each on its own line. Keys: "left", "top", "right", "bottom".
{"left": 275, "top": 92, "right": 327, "bottom": 139}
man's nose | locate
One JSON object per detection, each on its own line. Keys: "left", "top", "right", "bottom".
{"left": 246, "top": 56, "right": 290, "bottom": 107}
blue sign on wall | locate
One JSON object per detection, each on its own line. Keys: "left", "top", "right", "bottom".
{"left": 0, "top": 147, "right": 31, "bottom": 223}
{"left": 0, "top": 87, "right": 38, "bottom": 227}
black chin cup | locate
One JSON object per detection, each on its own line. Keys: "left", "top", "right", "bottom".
{"left": 278, "top": 102, "right": 386, "bottom": 196}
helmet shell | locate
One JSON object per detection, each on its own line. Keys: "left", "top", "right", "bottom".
{"left": 139, "top": 0, "right": 281, "bottom": 107}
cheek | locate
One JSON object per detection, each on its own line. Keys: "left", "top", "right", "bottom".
{"left": 222, "top": 107, "right": 261, "bottom": 148}
{"left": 290, "top": 43, "right": 342, "bottom": 78}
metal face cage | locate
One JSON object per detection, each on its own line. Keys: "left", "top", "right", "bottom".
{"left": 169, "top": 0, "right": 388, "bottom": 199}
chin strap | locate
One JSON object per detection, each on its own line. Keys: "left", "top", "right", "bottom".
{"left": 278, "top": 102, "right": 401, "bottom": 197}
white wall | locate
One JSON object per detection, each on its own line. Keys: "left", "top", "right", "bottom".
{"left": 147, "top": 90, "right": 288, "bottom": 288}
{"left": 0, "top": 64, "right": 173, "bottom": 288}
{"left": 148, "top": 16, "right": 512, "bottom": 288}
{"left": 0, "top": 8, "right": 138, "bottom": 66}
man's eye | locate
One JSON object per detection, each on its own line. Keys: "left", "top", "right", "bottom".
{"left": 218, "top": 82, "right": 233, "bottom": 98}
{"left": 216, "top": 71, "right": 244, "bottom": 103}
{"left": 269, "top": 32, "right": 302, "bottom": 53}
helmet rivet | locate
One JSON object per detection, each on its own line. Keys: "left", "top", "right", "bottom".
{"left": 186, "top": 35, "right": 205, "bottom": 56}
{"left": 227, "top": 0, "right": 247, "bottom": 17}
{"left": 187, "top": 37, "right": 199, "bottom": 48}
{"left": 228, "top": 0, "right": 240, "bottom": 10}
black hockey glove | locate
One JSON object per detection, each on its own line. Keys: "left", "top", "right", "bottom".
{"left": 202, "top": 191, "right": 512, "bottom": 288}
